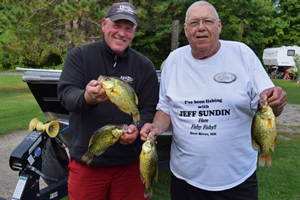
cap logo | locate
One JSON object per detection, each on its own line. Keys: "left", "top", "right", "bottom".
{"left": 117, "top": 5, "right": 134, "bottom": 15}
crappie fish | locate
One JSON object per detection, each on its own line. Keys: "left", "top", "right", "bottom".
{"left": 81, "top": 124, "right": 128, "bottom": 165}
{"left": 252, "top": 102, "right": 277, "bottom": 167}
{"left": 98, "top": 75, "right": 140, "bottom": 125}
{"left": 139, "top": 138, "right": 158, "bottom": 198}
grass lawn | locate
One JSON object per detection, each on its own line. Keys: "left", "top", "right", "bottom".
{"left": 0, "top": 75, "right": 45, "bottom": 136}
{"left": 2, "top": 75, "right": 300, "bottom": 200}
{"left": 257, "top": 131, "right": 300, "bottom": 200}
{"left": 272, "top": 79, "right": 300, "bottom": 104}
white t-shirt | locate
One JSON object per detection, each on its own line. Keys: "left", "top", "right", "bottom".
{"left": 157, "top": 40, "right": 274, "bottom": 191}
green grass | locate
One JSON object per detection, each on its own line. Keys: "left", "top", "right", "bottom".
{"left": 0, "top": 75, "right": 44, "bottom": 136}
{"left": 152, "top": 169, "right": 171, "bottom": 200}
{"left": 2, "top": 76, "right": 300, "bottom": 200}
{"left": 257, "top": 132, "right": 300, "bottom": 200}
{"left": 273, "top": 79, "right": 300, "bottom": 104}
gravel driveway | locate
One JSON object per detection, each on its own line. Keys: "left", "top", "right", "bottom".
{"left": 0, "top": 104, "right": 299, "bottom": 200}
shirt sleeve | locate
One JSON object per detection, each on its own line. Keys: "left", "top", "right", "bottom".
{"left": 247, "top": 46, "right": 274, "bottom": 111}
{"left": 57, "top": 47, "right": 95, "bottom": 113}
{"left": 156, "top": 53, "right": 174, "bottom": 115}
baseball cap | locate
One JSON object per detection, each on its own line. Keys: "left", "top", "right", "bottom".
{"left": 105, "top": 2, "right": 138, "bottom": 26}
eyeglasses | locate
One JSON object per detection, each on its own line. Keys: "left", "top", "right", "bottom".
{"left": 185, "top": 18, "right": 218, "bottom": 28}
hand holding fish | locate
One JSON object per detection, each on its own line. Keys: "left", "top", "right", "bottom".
{"left": 140, "top": 110, "right": 172, "bottom": 141}
{"left": 260, "top": 86, "right": 286, "bottom": 117}
{"left": 84, "top": 80, "right": 108, "bottom": 105}
{"left": 140, "top": 123, "right": 160, "bottom": 142}
{"left": 119, "top": 124, "right": 139, "bottom": 145}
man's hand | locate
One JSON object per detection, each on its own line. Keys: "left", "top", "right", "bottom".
{"left": 140, "top": 123, "right": 161, "bottom": 141}
{"left": 260, "top": 86, "right": 286, "bottom": 117}
{"left": 84, "top": 80, "right": 108, "bottom": 105}
{"left": 140, "top": 110, "right": 171, "bottom": 141}
{"left": 120, "top": 124, "right": 139, "bottom": 145}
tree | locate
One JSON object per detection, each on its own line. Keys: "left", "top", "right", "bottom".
{"left": 293, "top": 53, "right": 300, "bottom": 83}
{"left": 131, "top": 0, "right": 192, "bottom": 68}
{"left": 0, "top": 0, "right": 105, "bottom": 70}
{"left": 211, "top": 0, "right": 281, "bottom": 57}
{"left": 272, "top": 0, "right": 300, "bottom": 47}
{"left": 0, "top": 0, "right": 299, "bottom": 71}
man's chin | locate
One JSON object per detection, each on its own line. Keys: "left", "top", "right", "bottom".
{"left": 111, "top": 45, "right": 127, "bottom": 55}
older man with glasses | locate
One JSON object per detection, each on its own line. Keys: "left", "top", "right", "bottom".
{"left": 140, "top": 1, "right": 286, "bottom": 200}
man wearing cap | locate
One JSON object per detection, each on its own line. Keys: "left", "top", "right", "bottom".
{"left": 58, "top": 2, "right": 159, "bottom": 200}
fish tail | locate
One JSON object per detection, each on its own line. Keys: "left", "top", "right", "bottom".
{"left": 81, "top": 152, "right": 93, "bottom": 165}
{"left": 259, "top": 154, "right": 272, "bottom": 167}
{"left": 144, "top": 186, "right": 152, "bottom": 198}
{"left": 140, "top": 174, "right": 145, "bottom": 184}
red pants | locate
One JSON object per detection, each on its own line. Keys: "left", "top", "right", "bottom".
{"left": 68, "top": 158, "right": 148, "bottom": 200}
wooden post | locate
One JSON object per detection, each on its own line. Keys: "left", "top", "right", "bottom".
{"left": 171, "top": 20, "right": 179, "bottom": 51}
{"left": 161, "top": 20, "right": 180, "bottom": 71}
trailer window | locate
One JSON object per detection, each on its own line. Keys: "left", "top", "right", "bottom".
{"left": 287, "top": 50, "right": 295, "bottom": 56}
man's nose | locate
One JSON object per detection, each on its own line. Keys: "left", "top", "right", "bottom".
{"left": 118, "top": 28, "right": 126, "bottom": 36}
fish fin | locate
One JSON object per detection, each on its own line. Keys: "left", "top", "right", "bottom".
{"left": 259, "top": 154, "right": 272, "bottom": 167}
{"left": 88, "top": 132, "right": 101, "bottom": 147}
{"left": 132, "top": 110, "right": 140, "bottom": 126}
{"left": 270, "top": 136, "right": 277, "bottom": 152}
{"left": 140, "top": 173, "right": 145, "bottom": 184}
{"left": 117, "top": 106, "right": 131, "bottom": 116}
{"left": 81, "top": 152, "right": 93, "bottom": 165}
{"left": 95, "top": 150, "right": 106, "bottom": 156}
{"left": 251, "top": 138, "right": 260, "bottom": 151}
{"left": 88, "top": 135, "right": 95, "bottom": 147}
{"left": 134, "top": 92, "right": 139, "bottom": 105}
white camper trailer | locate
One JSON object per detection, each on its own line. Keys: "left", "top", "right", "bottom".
{"left": 263, "top": 46, "right": 300, "bottom": 71}
{"left": 262, "top": 46, "right": 300, "bottom": 78}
